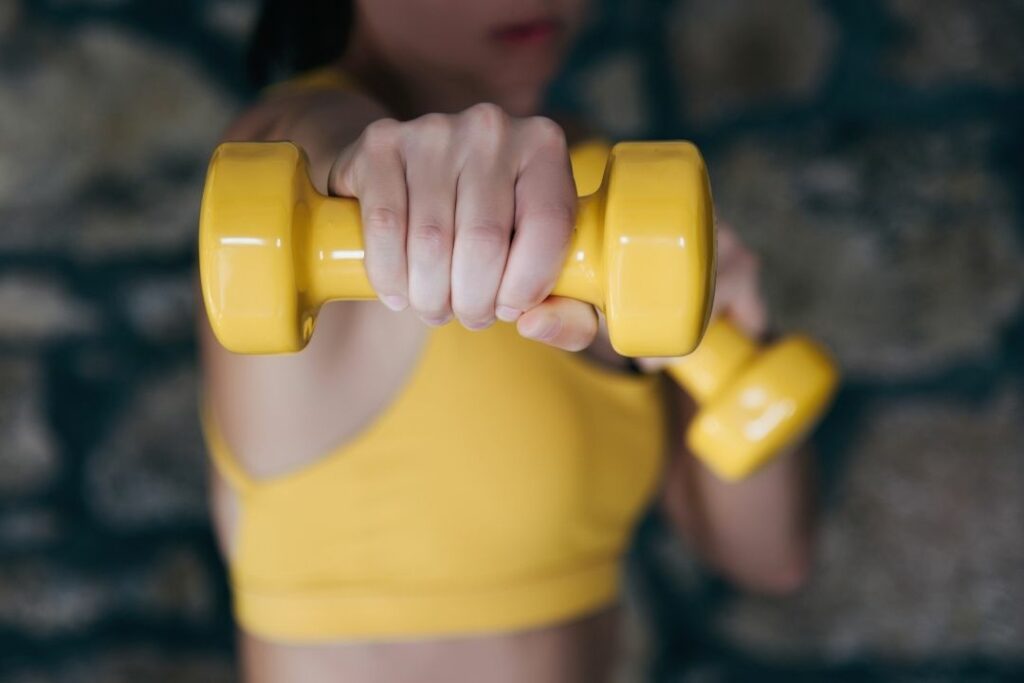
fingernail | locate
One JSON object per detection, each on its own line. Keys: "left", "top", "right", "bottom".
{"left": 422, "top": 313, "right": 452, "bottom": 326}
{"left": 520, "top": 314, "right": 560, "bottom": 341}
{"left": 463, "top": 317, "right": 496, "bottom": 331}
{"left": 496, "top": 305, "right": 522, "bottom": 322}
{"left": 381, "top": 294, "right": 408, "bottom": 312}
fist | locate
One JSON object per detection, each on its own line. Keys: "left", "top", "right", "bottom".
{"left": 329, "top": 104, "right": 600, "bottom": 351}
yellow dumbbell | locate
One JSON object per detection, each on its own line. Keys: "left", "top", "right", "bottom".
{"left": 668, "top": 322, "right": 839, "bottom": 480}
{"left": 200, "top": 141, "right": 714, "bottom": 357}
{"left": 572, "top": 141, "right": 840, "bottom": 481}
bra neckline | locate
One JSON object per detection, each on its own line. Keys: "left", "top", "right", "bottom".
{"left": 203, "top": 319, "right": 659, "bottom": 494}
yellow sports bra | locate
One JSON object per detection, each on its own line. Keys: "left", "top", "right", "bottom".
{"left": 260, "top": 63, "right": 364, "bottom": 98}
{"left": 200, "top": 65, "right": 670, "bottom": 642}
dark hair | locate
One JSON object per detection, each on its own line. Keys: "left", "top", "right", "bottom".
{"left": 246, "top": 0, "right": 355, "bottom": 89}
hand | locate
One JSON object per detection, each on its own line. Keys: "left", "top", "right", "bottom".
{"left": 635, "top": 222, "right": 768, "bottom": 372}
{"left": 329, "top": 104, "right": 599, "bottom": 351}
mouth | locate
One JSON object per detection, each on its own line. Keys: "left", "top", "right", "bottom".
{"left": 490, "top": 17, "right": 563, "bottom": 47}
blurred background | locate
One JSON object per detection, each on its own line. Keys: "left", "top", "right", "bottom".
{"left": 0, "top": 0, "right": 1021, "bottom": 680}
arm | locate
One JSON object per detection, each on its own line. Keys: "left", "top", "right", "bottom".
{"left": 657, "top": 385, "right": 816, "bottom": 594}
{"left": 200, "top": 82, "right": 590, "bottom": 477}
{"left": 198, "top": 84, "right": 391, "bottom": 477}
{"left": 637, "top": 224, "right": 817, "bottom": 594}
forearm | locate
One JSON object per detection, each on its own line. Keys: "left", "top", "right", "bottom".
{"left": 659, "top": 390, "right": 817, "bottom": 594}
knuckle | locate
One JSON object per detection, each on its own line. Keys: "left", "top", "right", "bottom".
{"left": 362, "top": 208, "right": 405, "bottom": 282}
{"left": 532, "top": 203, "right": 576, "bottom": 241}
{"left": 412, "top": 113, "right": 451, "bottom": 139}
{"left": 360, "top": 118, "right": 401, "bottom": 150}
{"left": 408, "top": 221, "right": 451, "bottom": 259}
{"left": 459, "top": 219, "right": 509, "bottom": 250}
{"left": 363, "top": 206, "right": 404, "bottom": 238}
{"left": 363, "top": 256, "right": 403, "bottom": 297}
{"left": 525, "top": 116, "right": 567, "bottom": 150}
{"left": 465, "top": 102, "right": 508, "bottom": 132}
{"left": 362, "top": 210, "right": 405, "bottom": 270}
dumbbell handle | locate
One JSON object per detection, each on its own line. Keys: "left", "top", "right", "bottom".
{"left": 668, "top": 318, "right": 756, "bottom": 401}
{"left": 283, "top": 182, "right": 609, "bottom": 316}
{"left": 670, "top": 318, "right": 839, "bottom": 480}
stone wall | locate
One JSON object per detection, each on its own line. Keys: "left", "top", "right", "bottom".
{"left": 1, "top": 0, "right": 1021, "bottom": 680}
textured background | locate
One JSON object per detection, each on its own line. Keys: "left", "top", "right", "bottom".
{"left": 0, "top": 0, "right": 1022, "bottom": 681}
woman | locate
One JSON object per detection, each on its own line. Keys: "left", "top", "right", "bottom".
{"left": 198, "top": 1, "right": 815, "bottom": 680}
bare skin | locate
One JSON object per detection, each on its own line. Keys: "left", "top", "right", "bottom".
{"left": 238, "top": 603, "right": 620, "bottom": 683}
{"left": 200, "top": 1, "right": 816, "bottom": 680}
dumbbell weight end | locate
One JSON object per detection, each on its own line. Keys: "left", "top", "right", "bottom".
{"left": 672, "top": 323, "right": 840, "bottom": 482}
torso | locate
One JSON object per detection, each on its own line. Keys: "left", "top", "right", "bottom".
{"left": 207, "top": 302, "right": 667, "bottom": 683}
{"left": 241, "top": 603, "right": 621, "bottom": 683}
{"left": 206, "top": 62, "right": 665, "bottom": 680}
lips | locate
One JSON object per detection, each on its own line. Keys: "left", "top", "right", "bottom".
{"left": 491, "top": 17, "right": 562, "bottom": 46}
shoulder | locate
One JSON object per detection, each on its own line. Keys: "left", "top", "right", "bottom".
{"left": 261, "top": 64, "right": 358, "bottom": 97}
{"left": 222, "top": 66, "right": 389, "bottom": 143}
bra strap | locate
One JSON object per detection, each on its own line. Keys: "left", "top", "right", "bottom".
{"left": 261, "top": 64, "right": 355, "bottom": 98}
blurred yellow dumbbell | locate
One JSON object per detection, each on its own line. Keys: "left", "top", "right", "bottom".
{"left": 572, "top": 140, "right": 840, "bottom": 481}
{"left": 200, "top": 140, "right": 714, "bottom": 356}
{"left": 668, "top": 321, "right": 839, "bottom": 480}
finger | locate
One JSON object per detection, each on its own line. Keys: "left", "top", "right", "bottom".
{"left": 496, "top": 118, "right": 576, "bottom": 315}
{"left": 517, "top": 296, "right": 599, "bottom": 351}
{"left": 729, "top": 254, "right": 768, "bottom": 339}
{"left": 404, "top": 117, "right": 457, "bottom": 325}
{"left": 330, "top": 120, "right": 409, "bottom": 311}
{"left": 716, "top": 221, "right": 741, "bottom": 261}
{"left": 452, "top": 148, "right": 514, "bottom": 330}
{"left": 714, "top": 251, "right": 768, "bottom": 340}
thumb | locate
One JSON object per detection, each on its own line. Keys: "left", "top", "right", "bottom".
{"left": 516, "top": 295, "right": 599, "bottom": 352}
